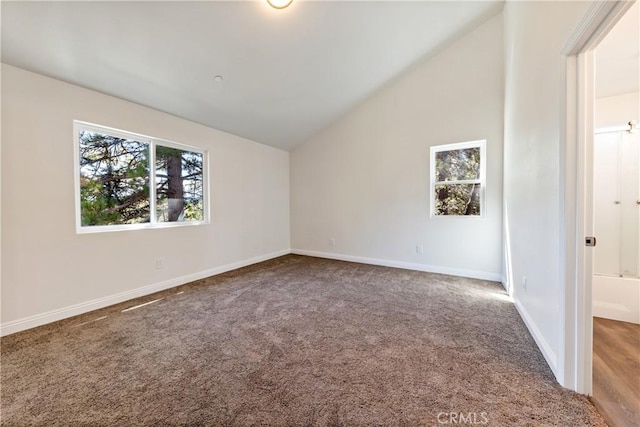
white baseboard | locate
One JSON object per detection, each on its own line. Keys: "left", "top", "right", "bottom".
{"left": 0, "top": 249, "right": 291, "bottom": 337}
{"left": 1, "top": 249, "right": 505, "bottom": 336}
{"left": 500, "top": 275, "right": 509, "bottom": 292}
{"left": 291, "top": 249, "right": 502, "bottom": 282}
{"left": 512, "top": 296, "right": 558, "bottom": 379}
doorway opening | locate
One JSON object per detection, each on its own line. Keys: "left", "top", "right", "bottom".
{"left": 591, "top": 3, "right": 640, "bottom": 425}
{"left": 562, "top": 0, "right": 637, "bottom": 402}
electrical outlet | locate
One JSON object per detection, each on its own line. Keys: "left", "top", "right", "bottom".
{"left": 416, "top": 244, "right": 424, "bottom": 255}
{"left": 330, "top": 238, "right": 336, "bottom": 247}
{"left": 156, "top": 258, "right": 165, "bottom": 270}
{"left": 522, "top": 276, "right": 527, "bottom": 291}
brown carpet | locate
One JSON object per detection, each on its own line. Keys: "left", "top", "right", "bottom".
{"left": 1, "top": 255, "right": 605, "bottom": 426}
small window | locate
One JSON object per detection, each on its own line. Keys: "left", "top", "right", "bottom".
{"left": 75, "top": 121, "right": 208, "bottom": 232}
{"left": 430, "top": 140, "right": 486, "bottom": 217}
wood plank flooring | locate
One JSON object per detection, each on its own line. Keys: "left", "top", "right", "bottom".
{"left": 592, "top": 317, "right": 640, "bottom": 427}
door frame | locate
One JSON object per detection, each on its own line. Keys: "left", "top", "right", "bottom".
{"left": 561, "top": 0, "right": 636, "bottom": 394}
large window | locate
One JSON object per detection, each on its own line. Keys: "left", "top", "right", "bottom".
{"left": 75, "top": 121, "right": 207, "bottom": 232}
{"left": 430, "top": 140, "right": 486, "bottom": 217}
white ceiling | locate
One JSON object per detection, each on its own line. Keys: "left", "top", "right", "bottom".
{"left": 1, "top": 0, "right": 503, "bottom": 150}
{"left": 595, "top": 1, "right": 639, "bottom": 98}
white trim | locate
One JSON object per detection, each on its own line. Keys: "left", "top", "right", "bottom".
{"left": 76, "top": 219, "right": 210, "bottom": 234}
{"left": 1, "top": 249, "right": 503, "bottom": 336}
{"left": 576, "top": 50, "right": 596, "bottom": 395}
{"left": 560, "top": 50, "right": 597, "bottom": 394}
{"left": 500, "top": 275, "right": 509, "bottom": 291}
{"left": 74, "top": 120, "right": 204, "bottom": 153}
{"left": 149, "top": 130, "right": 157, "bottom": 225}
{"left": 291, "top": 249, "right": 502, "bottom": 282}
{"left": 560, "top": 54, "right": 578, "bottom": 391}
{"left": 0, "top": 249, "right": 291, "bottom": 336}
{"left": 562, "top": 0, "right": 635, "bottom": 55}
{"left": 430, "top": 140, "right": 486, "bottom": 152}
{"left": 513, "top": 296, "right": 558, "bottom": 377}
{"left": 561, "top": 0, "right": 634, "bottom": 395}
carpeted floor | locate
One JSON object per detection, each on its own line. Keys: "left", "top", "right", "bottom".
{"left": 1, "top": 255, "right": 606, "bottom": 426}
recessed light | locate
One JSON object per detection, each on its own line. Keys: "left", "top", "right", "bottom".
{"left": 213, "top": 75, "right": 223, "bottom": 83}
{"left": 267, "top": 0, "right": 293, "bottom": 9}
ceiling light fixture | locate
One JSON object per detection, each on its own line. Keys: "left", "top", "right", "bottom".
{"left": 267, "top": 0, "right": 293, "bottom": 10}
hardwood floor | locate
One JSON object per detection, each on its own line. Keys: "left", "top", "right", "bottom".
{"left": 592, "top": 317, "right": 640, "bottom": 427}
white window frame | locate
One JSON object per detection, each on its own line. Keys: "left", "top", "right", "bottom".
{"left": 74, "top": 121, "right": 210, "bottom": 233}
{"left": 429, "top": 139, "right": 486, "bottom": 218}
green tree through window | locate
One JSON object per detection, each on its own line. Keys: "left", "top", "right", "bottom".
{"left": 155, "top": 146, "right": 204, "bottom": 222}
{"left": 431, "top": 140, "right": 485, "bottom": 217}
{"left": 76, "top": 122, "right": 206, "bottom": 231}
{"left": 79, "top": 131, "right": 150, "bottom": 225}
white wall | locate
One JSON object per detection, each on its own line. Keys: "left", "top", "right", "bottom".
{"left": 502, "top": 0, "right": 592, "bottom": 383}
{"left": 290, "top": 14, "right": 504, "bottom": 281}
{"left": 1, "top": 64, "right": 290, "bottom": 334}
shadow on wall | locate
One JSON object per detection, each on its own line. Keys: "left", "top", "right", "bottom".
{"left": 503, "top": 204, "right": 514, "bottom": 296}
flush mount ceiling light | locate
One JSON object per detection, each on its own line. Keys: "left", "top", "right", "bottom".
{"left": 267, "top": 0, "right": 293, "bottom": 9}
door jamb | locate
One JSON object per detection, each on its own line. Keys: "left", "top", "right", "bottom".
{"left": 561, "top": 0, "right": 636, "bottom": 394}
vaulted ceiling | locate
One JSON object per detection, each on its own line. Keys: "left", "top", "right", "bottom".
{"left": 1, "top": 0, "right": 503, "bottom": 150}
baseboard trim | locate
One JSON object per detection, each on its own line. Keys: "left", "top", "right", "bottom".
{"left": 512, "top": 296, "right": 559, "bottom": 379}
{"left": 291, "top": 249, "right": 502, "bottom": 282}
{"left": 1, "top": 249, "right": 291, "bottom": 337}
